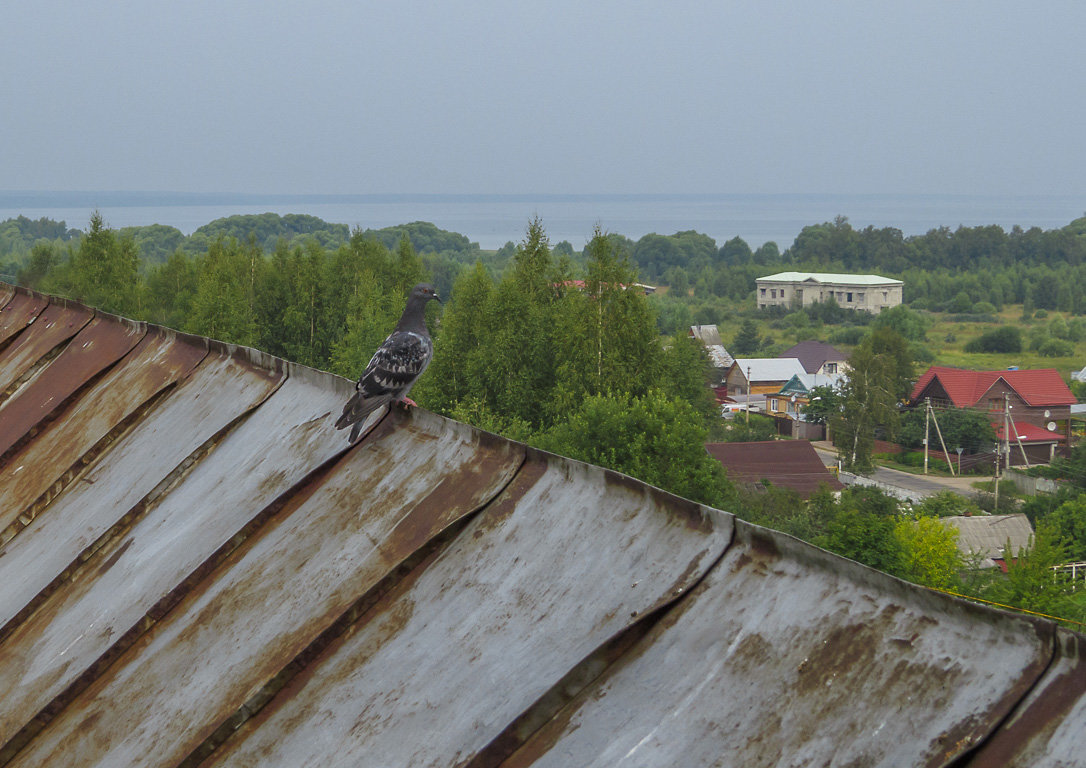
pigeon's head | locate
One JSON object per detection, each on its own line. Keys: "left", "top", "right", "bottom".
{"left": 410, "top": 283, "right": 442, "bottom": 304}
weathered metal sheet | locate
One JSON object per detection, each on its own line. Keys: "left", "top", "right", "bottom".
{"left": 0, "top": 328, "right": 200, "bottom": 542}
{"left": 0, "top": 290, "right": 48, "bottom": 348}
{"left": 501, "top": 520, "right": 1055, "bottom": 768}
{"left": 0, "top": 361, "right": 350, "bottom": 751}
{"left": 6, "top": 408, "right": 526, "bottom": 767}
{"left": 0, "top": 295, "right": 1083, "bottom": 767}
{"left": 199, "top": 451, "right": 731, "bottom": 768}
{"left": 961, "top": 628, "right": 1086, "bottom": 766}
{"left": 0, "top": 346, "right": 284, "bottom": 690}
{"left": 0, "top": 312, "right": 146, "bottom": 460}
{"left": 0, "top": 300, "right": 92, "bottom": 397}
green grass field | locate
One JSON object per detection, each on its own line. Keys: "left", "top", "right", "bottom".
{"left": 755, "top": 304, "right": 1086, "bottom": 381}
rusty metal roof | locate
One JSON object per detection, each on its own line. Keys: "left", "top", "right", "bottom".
{"left": 0, "top": 282, "right": 1083, "bottom": 767}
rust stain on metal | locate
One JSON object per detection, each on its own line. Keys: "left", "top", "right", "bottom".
{"left": 499, "top": 520, "right": 1058, "bottom": 768}
{"left": 0, "top": 296, "right": 1083, "bottom": 768}
{"left": 0, "top": 312, "right": 143, "bottom": 461}
{"left": 0, "top": 329, "right": 207, "bottom": 539}
{"left": 0, "top": 345, "right": 286, "bottom": 647}
{"left": 0, "top": 363, "right": 346, "bottom": 748}
{"left": 1, "top": 407, "right": 523, "bottom": 768}
{"left": 192, "top": 446, "right": 729, "bottom": 768}
{"left": 601, "top": 463, "right": 715, "bottom": 534}
{"left": 0, "top": 291, "right": 48, "bottom": 350}
{"left": 0, "top": 346, "right": 288, "bottom": 753}
{"left": 961, "top": 629, "right": 1086, "bottom": 767}
{"left": 0, "top": 301, "right": 93, "bottom": 398}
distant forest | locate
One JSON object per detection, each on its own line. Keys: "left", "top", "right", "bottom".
{"left": 7, "top": 209, "right": 1086, "bottom": 626}
{"left": 4, "top": 209, "right": 1086, "bottom": 333}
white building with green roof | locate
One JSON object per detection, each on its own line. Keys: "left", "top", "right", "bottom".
{"left": 756, "top": 271, "right": 903, "bottom": 314}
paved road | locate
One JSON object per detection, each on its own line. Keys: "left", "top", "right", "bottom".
{"left": 811, "top": 442, "right": 980, "bottom": 501}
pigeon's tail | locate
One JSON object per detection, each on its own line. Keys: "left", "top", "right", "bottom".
{"left": 335, "top": 392, "right": 392, "bottom": 442}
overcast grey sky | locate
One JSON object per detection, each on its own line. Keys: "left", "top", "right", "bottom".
{"left": 2, "top": 1, "right": 1083, "bottom": 196}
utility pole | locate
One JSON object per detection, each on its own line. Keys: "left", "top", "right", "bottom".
{"left": 930, "top": 402, "right": 955, "bottom": 477}
{"left": 746, "top": 365, "right": 751, "bottom": 425}
{"left": 995, "top": 393, "right": 1010, "bottom": 514}
{"left": 924, "top": 397, "right": 930, "bottom": 474}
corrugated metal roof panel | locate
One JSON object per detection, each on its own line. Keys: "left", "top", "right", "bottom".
{"left": 965, "top": 629, "right": 1086, "bottom": 766}
{"left": 0, "top": 300, "right": 93, "bottom": 399}
{"left": 730, "top": 357, "right": 807, "bottom": 382}
{"left": 200, "top": 453, "right": 730, "bottom": 767}
{"left": 0, "top": 290, "right": 48, "bottom": 348}
{"left": 502, "top": 520, "right": 1053, "bottom": 768}
{"left": 0, "top": 282, "right": 1082, "bottom": 767}
{"left": 0, "top": 327, "right": 208, "bottom": 541}
{"left": 0, "top": 344, "right": 285, "bottom": 646}
{"left": 944, "top": 514, "right": 1035, "bottom": 561}
{"left": 0, "top": 312, "right": 146, "bottom": 462}
{"left": 0, "top": 359, "right": 375, "bottom": 751}
{"left": 3, "top": 408, "right": 527, "bottom": 767}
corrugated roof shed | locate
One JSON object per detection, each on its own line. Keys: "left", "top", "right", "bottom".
{"left": 688, "top": 325, "right": 733, "bottom": 369}
{"left": 705, "top": 439, "right": 845, "bottom": 498}
{"left": 943, "top": 513, "right": 1036, "bottom": 566}
{"left": 0, "top": 282, "right": 1083, "bottom": 767}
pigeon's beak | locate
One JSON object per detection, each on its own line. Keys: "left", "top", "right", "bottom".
{"left": 435, "top": 294, "right": 443, "bottom": 303}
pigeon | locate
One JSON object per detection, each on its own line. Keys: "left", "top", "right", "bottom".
{"left": 335, "top": 283, "right": 441, "bottom": 441}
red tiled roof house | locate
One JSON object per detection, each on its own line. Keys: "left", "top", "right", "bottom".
{"left": 909, "top": 366, "right": 1076, "bottom": 461}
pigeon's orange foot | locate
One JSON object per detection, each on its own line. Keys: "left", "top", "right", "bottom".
{"left": 400, "top": 397, "right": 419, "bottom": 408}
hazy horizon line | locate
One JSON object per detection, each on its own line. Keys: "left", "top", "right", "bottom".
{"left": 3, "top": 190, "right": 1084, "bottom": 209}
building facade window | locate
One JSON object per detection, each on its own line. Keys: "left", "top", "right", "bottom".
{"left": 846, "top": 292, "right": 853, "bottom": 302}
{"left": 825, "top": 362, "right": 838, "bottom": 374}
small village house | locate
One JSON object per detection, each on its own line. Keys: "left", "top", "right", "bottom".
{"left": 767, "top": 371, "right": 846, "bottom": 421}
{"left": 725, "top": 358, "right": 806, "bottom": 397}
{"left": 778, "top": 340, "right": 848, "bottom": 376}
{"left": 909, "top": 366, "right": 1076, "bottom": 463}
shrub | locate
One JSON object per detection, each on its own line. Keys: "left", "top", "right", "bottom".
{"left": 971, "top": 301, "right": 997, "bottom": 315}
{"left": 894, "top": 451, "right": 951, "bottom": 472}
{"left": 964, "top": 325, "right": 1022, "bottom": 353}
{"left": 828, "top": 326, "right": 868, "bottom": 346}
{"left": 1038, "top": 337, "right": 1074, "bottom": 357}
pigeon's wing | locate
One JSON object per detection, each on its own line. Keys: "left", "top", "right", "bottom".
{"left": 335, "top": 330, "right": 432, "bottom": 433}
{"left": 356, "top": 330, "right": 433, "bottom": 398}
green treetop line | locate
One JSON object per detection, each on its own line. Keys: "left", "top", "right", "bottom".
{"left": 3, "top": 210, "right": 1086, "bottom": 627}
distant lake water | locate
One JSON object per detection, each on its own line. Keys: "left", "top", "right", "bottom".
{"left": 1, "top": 192, "right": 1083, "bottom": 251}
